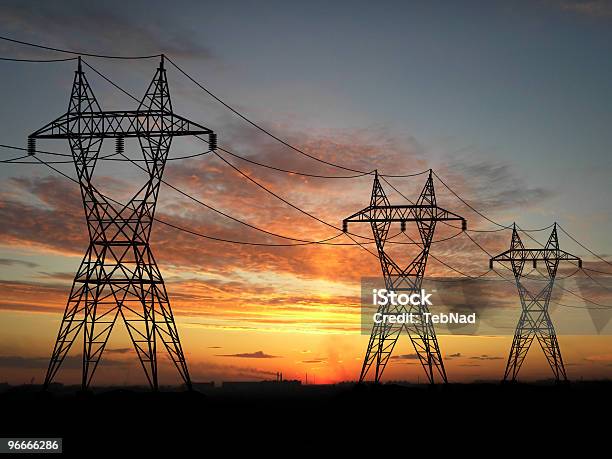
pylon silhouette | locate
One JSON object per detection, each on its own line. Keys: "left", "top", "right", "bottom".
{"left": 343, "top": 170, "right": 466, "bottom": 384}
{"left": 490, "top": 223, "right": 581, "bottom": 382}
{"left": 30, "top": 57, "right": 216, "bottom": 391}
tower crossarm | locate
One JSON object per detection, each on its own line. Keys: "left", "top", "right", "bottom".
{"left": 343, "top": 204, "right": 466, "bottom": 230}
{"left": 489, "top": 248, "right": 582, "bottom": 270}
{"left": 29, "top": 110, "right": 213, "bottom": 139}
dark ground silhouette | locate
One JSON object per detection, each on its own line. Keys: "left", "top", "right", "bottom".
{"left": 0, "top": 381, "right": 609, "bottom": 455}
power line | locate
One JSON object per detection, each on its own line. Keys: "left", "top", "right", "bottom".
{"left": 77, "top": 60, "right": 505, "bottom": 249}
{"left": 178, "top": 150, "right": 461, "bottom": 243}
{"left": 531, "top": 266, "right": 582, "bottom": 281}
{"left": 144, "top": 147, "right": 459, "bottom": 246}
{"left": 16, "top": 144, "right": 609, "bottom": 275}
{"left": 0, "top": 35, "right": 162, "bottom": 60}
{"left": 5, "top": 139, "right": 393, "bottom": 249}
{"left": 72, "top": 58, "right": 442, "bottom": 255}
{"left": 7, "top": 144, "right": 461, "bottom": 250}
{"left": 1, "top": 154, "right": 30, "bottom": 163}
{"left": 1, "top": 143, "right": 71, "bottom": 157}
{"left": 432, "top": 170, "right": 565, "bottom": 235}
{"left": 381, "top": 175, "right": 563, "bottom": 282}
{"left": 8, "top": 43, "right": 611, "bottom": 284}
{"left": 494, "top": 224, "right": 612, "bottom": 308}
{"left": 1, "top": 148, "right": 129, "bottom": 164}
{"left": 211, "top": 152, "right": 460, "bottom": 245}
{"left": 82, "top": 59, "right": 141, "bottom": 102}
{"left": 579, "top": 267, "right": 612, "bottom": 293}
{"left": 556, "top": 281, "right": 612, "bottom": 309}
{"left": 491, "top": 268, "right": 611, "bottom": 310}
{"left": 400, "top": 229, "right": 493, "bottom": 280}
{"left": 0, "top": 38, "right": 606, "bottom": 239}
{"left": 550, "top": 299, "right": 611, "bottom": 310}
{"left": 82, "top": 59, "right": 232, "bottom": 159}
{"left": 464, "top": 223, "right": 583, "bottom": 282}
{"left": 0, "top": 55, "right": 77, "bottom": 62}
{"left": 581, "top": 266, "right": 612, "bottom": 276}
{"left": 154, "top": 218, "right": 347, "bottom": 246}
{"left": 212, "top": 148, "right": 369, "bottom": 238}
{"left": 424, "top": 270, "right": 496, "bottom": 282}
{"left": 166, "top": 56, "right": 441, "bottom": 179}
{"left": 218, "top": 147, "right": 375, "bottom": 179}
{"left": 380, "top": 175, "right": 510, "bottom": 234}
{"left": 86, "top": 58, "right": 425, "bottom": 180}
{"left": 114, "top": 149, "right": 367, "bottom": 246}
{"left": 0, "top": 143, "right": 213, "bottom": 163}
{"left": 440, "top": 181, "right": 612, "bottom": 309}
{"left": 558, "top": 224, "right": 612, "bottom": 269}
{"left": 166, "top": 56, "right": 367, "bottom": 175}
{"left": 4, "top": 60, "right": 419, "bottom": 249}
{"left": 29, "top": 155, "right": 375, "bottom": 248}
{"left": 431, "top": 170, "right": 511, "bottom": 229}
{"left": 77, "top": 59, "right": 385, "bottom": 255}
{"left": 516, "top": 223, "right": 612, "bottom": 276}
{"left": 83, "top": 60, "right": 373, "bottom": 178}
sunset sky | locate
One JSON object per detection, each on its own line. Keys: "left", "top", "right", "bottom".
{"left": 0, "top": 0, "right": 611, "bottom": 386}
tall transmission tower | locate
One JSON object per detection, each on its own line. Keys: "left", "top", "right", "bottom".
{"left": 343, "top": 171, "right": 467, "bottom": 384}
{"left": 30, "top": 57, "right": 216, "bottom": 391}
{"left": 490, "top": 223, "right": 581, "bottom": 382}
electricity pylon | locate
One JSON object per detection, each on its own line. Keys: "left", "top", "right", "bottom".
{"left": 31, "top": 57, "right": 216, "bottom": 391}
{"left": 490, "top": 223, "right": 581, "bottom": 382}
{"left": 343, "top": 170, "right": 466, "bottom": 384}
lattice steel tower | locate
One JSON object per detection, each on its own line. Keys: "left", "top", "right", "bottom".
{"left": 31, "top": 57, "right": 216, "bottom": 391}
{"left": 490, "top": 223, "right": 581, "bottom": 382}
{"left": 343, "top": 171, "right": 466, "bottom": 384}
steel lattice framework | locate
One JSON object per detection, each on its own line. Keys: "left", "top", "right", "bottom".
{"left": 343, "top": 171, "right": 466, "bottom": 384}
{"left": 490, "top": 224, "right": 581, "bottom": 382}
{"left": 33, "top": 57, "right": 215, "bottom": 391}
